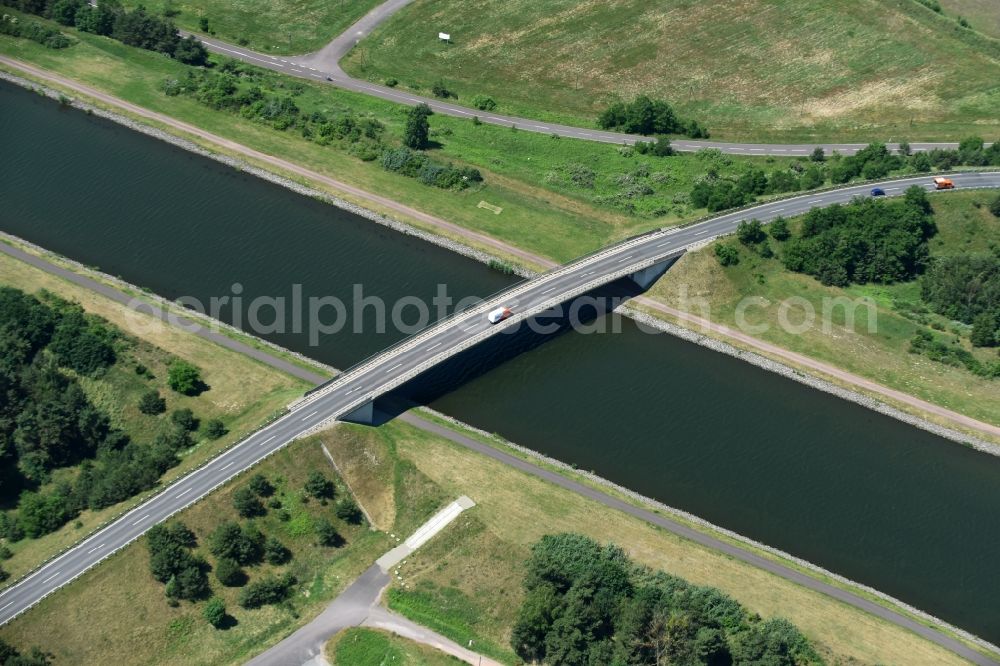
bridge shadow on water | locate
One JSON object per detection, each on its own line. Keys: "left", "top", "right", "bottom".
{"left": 354, "top": 277, "right": 652, "bottom": 426}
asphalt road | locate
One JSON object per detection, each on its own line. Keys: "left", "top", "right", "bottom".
{"left": 2, "top": 173, "right": 1000, "bottom": 664}
{"left": 186, "top": 0, "right": 973, "bottom": 156}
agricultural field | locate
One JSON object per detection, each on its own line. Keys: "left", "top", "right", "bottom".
{"left": 343, "top": 0, "right": 1000, "bottom": 142}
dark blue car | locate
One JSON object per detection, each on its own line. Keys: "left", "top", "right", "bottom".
{"left": 870, "top": 187, "right": 886, "bottom": 197}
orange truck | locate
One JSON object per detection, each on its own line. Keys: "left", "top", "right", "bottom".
{"left": 934, "top": 177, "right": 955, "bottom": 190}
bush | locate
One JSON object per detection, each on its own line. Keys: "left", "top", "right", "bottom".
{"left": 170, "top": 408, "right": 199, "bottom": 431}
{"left": 769, "top": 216, "right": 790, "bottom": 241}
{"left": 335, "top": 497, "right": 364, "bottom": 524}
{"left": 0, "top": 14, "right": 73, "bottom": 48}
{"left": 0, "top": 546, "right": 12, "bottom": 560}
{"left": 315, "top": 519, "right": 343, "bottom": 547}
{"left": 810, "top": 147, "right": 825, "bottom": 162}
{"left": 736, "top": 219, "right": 767, "bottom": 246}
{"left": 238, "top": 572, "right": 296, "bottom": 609}
{"left": 167, "top": 360, "right": 204, "bottom": 395}
{"left": 247, "top": 474, "right": 274, "bottom": 497}
{"left": 264, "top": 536, "right": 292, "bottom": 565}
{"left": 597, "top": 95, "right": 707, "bottom": 138}
{"left": 204, "top": 596, "right": 226, "bottom": 628}
{"left": 470, "top": 94, "right": 496, "bottom": 111}
{"left": 233, "top": 486, "right": 266, "bottom": 517}
{"left": 203, "top": 418, "right": 227, "bottom": 439}
{"left": 138, "top": 390, "right": 166, "bottom": 415}
{"left": 715, "top": 244, "right": 740, "bottom": 267}
{"left": 304, "top": 471, "right": 335, "bottom": 500}
{"left": 209, "top": 521, "right": 264, "bottom": 565}
{"left": 990, "top": 194, "right": 1000, "bottom": 218}
{"left": 384, "top": 78, "right": 398, "bottom": 87}
{"left": 214, "top": 557, "right": 246, "bottom": 587}
{"left": 431, "top": 80, "right": 453, "bottom": 98}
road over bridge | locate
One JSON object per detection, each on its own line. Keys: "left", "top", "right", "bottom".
{"left": 2, "top": 172, "right": 1000, "bottom": 665}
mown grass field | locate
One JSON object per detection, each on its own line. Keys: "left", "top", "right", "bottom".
{"left": 120, "top": 0, "right": 381, "bottom": 54}
{"left": 328, "top": 627, "right": 462, "bottom": 665}
{"left": 643, "top": 190, "right": 1000, "bottom": 429}
{"left": 939, "top": 0, "right": 1000, "bottom": 38}
{"left": 0, "top": 244, "right": 310, "bottom": 587}
{"left": 0, "top": 22, "right": 805, "bottom": 263}
{"left": 343, "top": 0, "right": 1000, "bottom": 142}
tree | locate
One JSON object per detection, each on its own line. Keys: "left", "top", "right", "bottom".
{"left": 237, "top": 572, "right": 296, "bottom": 609}
{"left": 809, "top": 147, "right": 825, "bottom": 162}
{"left": 170, "top": 408, "right": 198, "bottom": 431}
{"left": 167, "top": 360, "right": 204, "bottom": 395}
{"left": 769, "top": 216, "right": 790, "bottom": 241}
{"left": 736, "top": 219, "right": 766, "bottom": 246}
{"left": 403, "top": 104, "right": 432, "bottom": 150}
{"left": 214, "top": 557, "right": 246, "bottom": 587}
{"left": 990, "top": 194, "right": 1000, "bottom": 218}
{"left": 209, "top": 521, "right": 264, "bottom": 565}
{"left": 800, "top": 166, "right": 824, "bottom": 189}
{"left": 173, "top": 35, "right": 208, "bottom": 66}
{"left": 315, "top": 519, "right": 342, "bottom": 547}
{"left": 335, "top": 497, "right": 364, "bottom": 524}
{"left": 0, "top": 566, "right": 8, "bottom": 583}
{"left": 75, "top": 4, "right": 116, "bottom": 35}
{"left": 49, "top": 0, "right": 85, "bottom": 26}
{"left": 264, "top": 536, "right": 291, "bottom": 565}
{"left": 304, "top": 471, "right": 334, "bottom": 500}
{"left": 203, "top": 596, "right": 226, "bottom": 628}
{"left": 430, "top": 80, "right": 452, "bottom": 98}
{"left": 971, "top": 312, "right": 999, "bottom": 347}
{"left": 470, "top": 94, "right": 496, "bottom": 111}
{"left": 233, "top": 486, "right": 265, "bottom": 517}
{"left": 898, "top": 141, "right": 911, "bottom": 156}
{"left": 247, "top": 474, "right": 273, "bottom": 497}
{"left": 138, "top": 390, "right": 166, "bottom": 415}
{"left": 714, "top": 244, "right": 739, "bottom": 267}
{"left": 203, "top": 418, "right": 227, "bottom": 439}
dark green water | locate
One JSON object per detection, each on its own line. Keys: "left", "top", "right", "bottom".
{"left": 3, "top": 81, "right": 1000, "bottom": 644}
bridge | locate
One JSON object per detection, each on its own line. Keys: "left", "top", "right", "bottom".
{"left": 2, "top": 172, "right": 1000, "bottom": 665}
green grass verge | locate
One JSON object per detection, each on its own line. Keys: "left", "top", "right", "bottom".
{"left": 939, "top": 0, "right": 1000, "bottom": 39}
{"left": 329, "top": 627, "right": 463, "bottom": 666}
{"left": 343, "top": 0, "right": 1000, "bottom": 142}
{"left": 120, "top": 0, "right": 382, "bottom": 55}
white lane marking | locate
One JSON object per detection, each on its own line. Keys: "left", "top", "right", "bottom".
{"left": 291, "top": 68, "right": 305, "bottom": 74}
{"left": 386, "top": 363, "right": 403, "bottom": 373}
{"left": 220, "top": 461, "right": 235, "bottom": 471}
{"left": 132, "top": 515, "right": 150, "bottom": 526}
{"left": 211, "top": 44, "right": 272, "bottom": 65}
{"left": 87, "top": 543, "right": 105, "bottom": 554}
{"left": 694, "top": 229, "right": 711, "bottom": 236}
{"left": 426, "top": 341, "right": 443, "bottom": 350}
{"left": 175, "top": 488, "right": 192, "bottom": 498}
{"left": 616, "top": 255, "right": 635, "bottom": 263}
{"left": 40, "top": 572, "right": 61, "bottom": 584}
{"left": 0, "top": 602, "right": 14, "bottom": 612}
{"left": 301, "top": 411, "right": 318, "bottom": 421}
{"left": 656, "top": 241, "right": 672, "bottom": 248}
{"left": 771, "top": 207, "right": 785, "bottom": 212}
{"left": 541, "top": 286, "right": 557, "bottom": 295}
{"left": 260, "top": 435, "right": 276, "bottom": 447}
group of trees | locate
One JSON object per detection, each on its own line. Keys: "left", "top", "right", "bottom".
{"left": 147, "top": 521, "right": 210, "bottom": 601}
{"left": 2, "top": 0, "right": 207, "bottom": 64}
{"left": 0, "top": 12, "right": 71, "bottom": 48}
{"left": 0, "top": 640, "right": 50, "bottom": 666}
{"left": 380, "top": 144, "right": 483, "bottom": 190}
{"left": 597, "top": 96, "right": 709, "bottom": 138}
{"left": 909, "top": 328, "right": 1000, "bottom": 378}
{"left": 921, "top": 252, "right": 1000, "bottom": 348}
{"left": 781, "top": 187, "right": 937, "bottom": 286}
{"left": 511, "top": 533, "right": 819, "bottom": 665}
{"left": 692, "top": 164, "right": 825, "bottom": 212}
{"left": 0, "top": 287, "right": 209, "bottom": 543}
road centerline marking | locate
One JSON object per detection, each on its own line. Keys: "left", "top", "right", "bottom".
{"left": 132, "top": 515, "right": 150, "bottom": 526}
{"left": 260, "top": 435, "right": 277, "bottom": 446}
{"left": 301, "top": 411, "right": 318, "bottom": 421}
{"left": 40, "top": 572, "right": 60, "bottom": 584}
{"left": 86, "top": 543, "right": 105, "bottom": 554}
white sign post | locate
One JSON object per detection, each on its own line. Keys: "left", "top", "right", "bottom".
{"left": 438, "top": 32, "right": 450, "bottom": 42}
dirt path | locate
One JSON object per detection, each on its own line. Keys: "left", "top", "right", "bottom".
{"left": 2, "top": 57, "right": 997, "bottom": 443}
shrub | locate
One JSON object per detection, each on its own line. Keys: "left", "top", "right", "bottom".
{"left": 203, "top": 418, "right": 227, "bottom": 439}
{"left": 335, "top": 497, "right": 364, "bottom": 524}
{"left": 0, "top": 566, "right": 7, "bottom": 583}
{"left": 304, "top": 471, "right": 335, "bottom": 500}
{"left": 736, "top": 219, "right": 767, "bottom": 246}
{"left": 204, "top": 596, "right": 226, "bottom": 628}
{"left": 170, "top": 408, "right": 199, "bottom": 432}
{"left": 0, "top": 546, "right": 12, "bottom": 560}
{"left": 470, "top": 94, "right": 496, "bottom": 111}
{"left": 209, "top": 521, "right": 264, "bottom": 565}
{"left": 247, "top": 474, "right": 274, "bottom": 497}
{"left": 810, "top": 147, "right": 825, "bottom": 162}
{"left": 715, "top": 244, "right": 740, "bottom": 267}
{"left": 384, "top": 78, "right": 398, "bottom": 87}
{"left": 315, "top": 519, "right": 343, "bottom": 547}
{"left": 233, "top": 486, "right": 266, "bottom": 518}
{"left": 431, "top": 80, "right": 453, "bottom": 98}
{"left": 597, "top": 96, "right": 707, "bottom": 138}
{"left": 214, "top": 557, "right": 246, "bottom": 587}
{"left": 769, "top": 216, "right": 790, "bottom": 241}
{"left": 990, "top": 194, "right": 1000, "bottom": 218}
{"left": 264, "top": 536, "right": 292, "bottom": 565}
{"left": 167, "top": 360, "right": 204, "bottom": 395}
{"left": 238, "top": 572, "right": 296, "bottom": 609}
{"left": 138, "top": 390, "right": 166, "bottom": 415}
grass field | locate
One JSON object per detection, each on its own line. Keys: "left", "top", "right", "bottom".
{"left": 642, "top": 190, "right": 1000, "bottom": 429}
{"left": 0, "top": 23, "right": 809, "bottom": 263}
{"left": 120, "top": 0, "right": 381, "bottom": 55}
{"left": 327, "top": 628, "right": 462, "bottom": 665}
{"left": 0, "top": 243, "right": 310, "bottom": 588}
{"left": 939, "top": 0, "right": 1000, "bottom": 38}
{"left": 343, "top": 0, "right": 1000, "bottom": 142}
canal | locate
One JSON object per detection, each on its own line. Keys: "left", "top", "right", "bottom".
{"left": 2, "top": 81, "right": 999, "bottom": 643}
